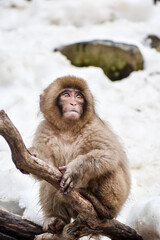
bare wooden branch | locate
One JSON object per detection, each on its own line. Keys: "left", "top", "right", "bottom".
{"left": 0, "top": 208, "right": 43, "bottom": 240}
{"left": 0, "top": 110, "right": 143, "bottom": 240}
{"left": 0, "top": 232, "right": 17, "bottom": 240}
{"left": 0, "top": 110, "right": 61, "bottom": 188}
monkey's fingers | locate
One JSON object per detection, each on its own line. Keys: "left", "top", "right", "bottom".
{"left": 60, "top": 176, "right": 72, "bottom": 194}
{"left": 58, "top": 166, "right": 67, "bottom": 172}
{"left": 20, "top": 169, "right": 29, "bottom": 174}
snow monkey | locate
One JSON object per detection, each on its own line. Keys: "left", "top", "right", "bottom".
{"left": 30, "top": 76, "right": 130, "bottom": 238}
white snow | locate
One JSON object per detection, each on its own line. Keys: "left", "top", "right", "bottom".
{"left": 127, "top": 197, "right": 160, "bottom": 240}
{"left": 0, "top": 0, "right": 160, "bottom": 239}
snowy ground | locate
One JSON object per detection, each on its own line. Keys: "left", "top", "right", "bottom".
{"left": 0, "top": 0, "right": 160, "bottom": 239}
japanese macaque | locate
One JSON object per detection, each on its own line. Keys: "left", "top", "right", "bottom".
{"left": 30, "top": 76, "right": 130, "bottom": 237}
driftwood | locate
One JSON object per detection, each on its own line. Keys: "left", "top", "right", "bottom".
{"left": 0, "top": 110, "right": 143, "bottom": 240}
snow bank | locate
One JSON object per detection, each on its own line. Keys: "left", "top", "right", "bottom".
{"left": 127, "top": 197, "right": 160, "bottom": 240}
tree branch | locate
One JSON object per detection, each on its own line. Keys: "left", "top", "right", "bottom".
{"left": 0, "top": 110, "right": 143, "bottom": 240}
{"left": 0, "top": 208, "right": 43, "bottom": 240}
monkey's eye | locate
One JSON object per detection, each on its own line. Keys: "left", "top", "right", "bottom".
{"left": 76, "top": 93, "right": 83, "bottom": 99}
{"left": 62, "top": 92, "right": 70, "bottom": 98}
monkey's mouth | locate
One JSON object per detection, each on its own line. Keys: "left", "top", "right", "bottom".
{"left": 63, "top": 109, "right": 81, "bottom": 121}
{"left": 69, "top": 110, "right": 79, "bottom": 113}
{"left": 64, "top": 109, "right": 79, "bottom": 114}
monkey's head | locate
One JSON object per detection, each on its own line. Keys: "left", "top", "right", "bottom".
{"left": 40, "top": 76, "right": 95, "bottom": 131}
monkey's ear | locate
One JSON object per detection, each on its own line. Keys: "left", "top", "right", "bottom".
{"left": 40, "top": 94, "right": 45, "bottom": 113}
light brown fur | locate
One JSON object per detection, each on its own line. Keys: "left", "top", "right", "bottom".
{"left": 30, "top": 76, "right": 130, "bottom": 236}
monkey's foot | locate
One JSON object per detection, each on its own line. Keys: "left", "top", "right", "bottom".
{"left": 43, "top": 217, "right": 66, "bottom": 234}
{"left": 34, "top": 233, "right": 54, "bottom": 240}
{"left": 91, "top": 234, "right": 101, "bottom": 240}
{"left": 34, "top": 233, "right": 62, "bottom": 240}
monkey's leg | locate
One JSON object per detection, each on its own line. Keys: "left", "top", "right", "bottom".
{"left": 42, "top": 197, "right": 77, "bottom": 235}
{"left": 78, "top": 189, "right": 112, "bottom": 219}
{"left": 40, "top": 184, "right": 73, "bottom": 234}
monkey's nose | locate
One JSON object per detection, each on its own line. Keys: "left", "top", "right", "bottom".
{"left": 70, "top": 102, "right": 77, "bottom": 106}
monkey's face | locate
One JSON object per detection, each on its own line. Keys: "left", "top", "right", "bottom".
{"left": 59, "top": 89, "right": 84, "bottom": 121}
{"left": 40, "top": 76, "right": 94, "bottom": 130}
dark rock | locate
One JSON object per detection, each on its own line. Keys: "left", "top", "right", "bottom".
{"left": 145, "top": 34, "right": 160, "bottom": 51}
{"left": 54, "top": 40, "right": 144, "bottom": 81}
{"left": 153, "top": 0, "right": 160, "bottom": 4}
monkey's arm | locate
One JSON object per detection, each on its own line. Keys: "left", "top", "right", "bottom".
{"left": 59, "top": 146, "right": 123, "bottom": 193}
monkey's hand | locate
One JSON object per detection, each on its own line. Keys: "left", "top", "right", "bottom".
{"left": 59, "top": 165, "right": 78, "bottom": 194}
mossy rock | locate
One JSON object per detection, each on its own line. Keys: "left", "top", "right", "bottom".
{"left": 145, "top": 34, "right": 160, "bottom": 52}
{"left": 54, "top": 40, "right": 144, "bottom": 81}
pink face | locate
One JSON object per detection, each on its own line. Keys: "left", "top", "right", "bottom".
{"left": 59, "top": 89, "right": 84, "bottom": 121}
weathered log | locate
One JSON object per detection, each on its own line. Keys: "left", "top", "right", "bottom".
{"left": 0, "top": 208, "right": 43, "bottom": 240}
{"left": 0, "top": 110, "right": 143, "bottom": 240}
